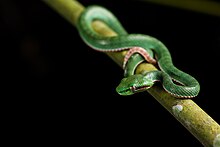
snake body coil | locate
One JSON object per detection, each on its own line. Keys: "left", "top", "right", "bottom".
{"left": 76, "top": 5, "right": 200, "bottom": 98}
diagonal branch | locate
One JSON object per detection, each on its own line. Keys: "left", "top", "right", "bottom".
{"left": 42, "top": 0, "right": 220, "bottom": 146}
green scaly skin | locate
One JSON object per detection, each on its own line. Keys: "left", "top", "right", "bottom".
{"left": 76, "top": 5, "right": 200, "bottom": 98}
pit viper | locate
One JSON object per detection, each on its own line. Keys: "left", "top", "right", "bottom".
{"left": 76, "top": 5, "right": 200, "bottom": 98}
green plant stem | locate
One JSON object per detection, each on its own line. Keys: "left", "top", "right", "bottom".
{"left": 42, "top": 0, "right": 220, "bottom": 146}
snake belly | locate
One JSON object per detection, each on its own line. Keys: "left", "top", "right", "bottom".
{"left": 76, "top": 5, "right": 200, "bottom": 98}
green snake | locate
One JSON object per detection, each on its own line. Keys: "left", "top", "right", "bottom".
{"left": 76, "top": 5, "right": 200, "bottom": 98}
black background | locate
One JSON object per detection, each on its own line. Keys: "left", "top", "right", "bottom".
{"left": 1, "top": 0, "right": 220, "bottom": 146}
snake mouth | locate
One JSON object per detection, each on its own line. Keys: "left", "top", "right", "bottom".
{"left": 117, "top": 85, "right": 151, "bottom": 96}
{"left": 131, "top": 85, "right": 151, "bottom": 93}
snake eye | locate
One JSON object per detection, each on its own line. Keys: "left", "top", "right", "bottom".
{"left": 130, "top": 86, "right": 136, "bottom": 92}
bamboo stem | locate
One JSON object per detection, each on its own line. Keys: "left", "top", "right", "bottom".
{"left": 42, "top": 0, "right": 220, "bottom": 146}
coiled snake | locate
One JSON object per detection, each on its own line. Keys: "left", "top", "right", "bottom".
{"left": 76, "top": 5, "right": 200, "bottom": 98}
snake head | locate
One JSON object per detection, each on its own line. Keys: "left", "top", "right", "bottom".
{"left": 116, "top": 74, "right": 154, "bottom": 96}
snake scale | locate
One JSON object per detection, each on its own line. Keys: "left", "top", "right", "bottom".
{"left": 76, "top": 5, "right": 200, "bottom": 98}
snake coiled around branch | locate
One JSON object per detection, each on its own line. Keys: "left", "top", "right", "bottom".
{"left": 76, "top": 5, "right": 200, "bottom": 98}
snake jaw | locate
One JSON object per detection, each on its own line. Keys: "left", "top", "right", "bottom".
{"left": 117, "top": 84, "right": 152, "bottom": 96}
{"left": 116, "top": 86, "right": 132, "bottom": 95}
{"left": 131, "top": 85, "right": 151, "bottom": 93}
